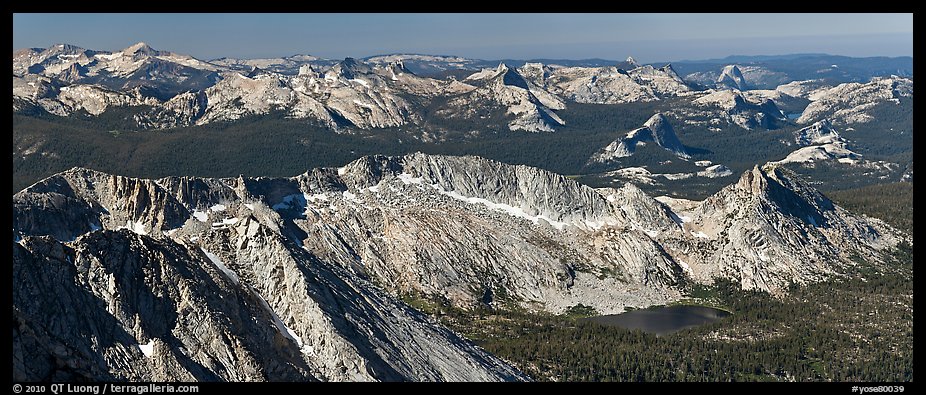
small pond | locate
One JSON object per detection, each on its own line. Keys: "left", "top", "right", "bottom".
{"left": 586, "top": 305, "right": 731, "bottom": 336}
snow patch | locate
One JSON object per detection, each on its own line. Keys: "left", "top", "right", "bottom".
{"left": 305, "top": 193, "right": 328, "bottom": 202}
{"left": 244, "top": 203, "right": 255, "bottom": 210}
{"left": 349, "top": 78, "right": 369, "bottom": 88}
{"left": 201, "top": 248, "right": 239, "bottom": 284}
{"left": 342, "top": 191, "right": 359, "bottom": 202}
{"left": 94, "top": 52, "right": 123, "bottom": 61}
{"left": 210, "top": 204, "right": 227, "bottom": 212}
{"left": 583, "top": 218, "right": 620, "bottom": 231}
{"left": 398, "top": 172, "right": 425, "bottom": 185}
{"left": 250, "top": 288, "right": 304, "bottom": 350}
{"left": 119, "top": 220, "right": 148, "bottom": 235}
{"left": 192, "top": 211, "right": 208, "bottom": 222}
{"left": 273, "top": 194, "right": 308, "bottom": 211}
{"left": 435, "top": 186, "right": 569, "bottom": 230}
{"left": 138, "top": 341, "right": 155, "bottom": 358}
{"left": 677, "top": 259, "right": 691, "bottom": 274}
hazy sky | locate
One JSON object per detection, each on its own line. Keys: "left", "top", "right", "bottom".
{"left": 12, "top": 13, "right": 913, "bottom": 62}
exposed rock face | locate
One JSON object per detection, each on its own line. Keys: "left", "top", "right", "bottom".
{"left": 13, "top": 163, "right": 530, "bottom": 382}
{"left": 591, "top": 113, "right": 690, "bottom": 162}
{"left": 13, "top": 74, "right": 160, "bottom": 116}
{"left": 443, "top": 63, "right": 565, "bottom": 132}
{"left": 793, "top": 119, "right": 839, "bottom": 146}
{"left": 689, "top": 89, "right": 785, "bottom": 129}
{"left": 686, "top": 65, "right": 789, "bottom": 90}
{"left": 716, "top": 65, "right": 749, "bottom": 90}
{"left": 659, "top": 165, "right": 901, "bottom": 292}
{"left": 535, "top": 63, "right": 691, "bottom": 104}
{"left": 773, "top": 119, "right": 863, "bottom": 165}
{"left": 775, "top": 79, "right": 831, "bottom": 99}
{"left": 797, "top": 76, "right": 913, "bottom": 125}
{"left": 13, "top": 154, "right": 904, "bottom": 381}
{"left": 741, "top": 89, "right": 809, "bottom": 115}
{"left": 304, "top": 153, "right": 683, "bottom": 311}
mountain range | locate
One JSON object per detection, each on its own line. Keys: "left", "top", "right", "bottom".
{"left": 12, "top": 42, "right": 912, "bottom": 135}
{"left": 10, "top": 40, "right": 914, "bottom": 382}
{"left": 13, "top": 153, "right": 906, "bottom": 381}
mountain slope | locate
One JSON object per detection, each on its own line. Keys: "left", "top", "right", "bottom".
{"left": 13, "top": 154, "right": 905, "bottom": 380}
{"left": 716, "top": 65, "right": 749, "bottom": 90}
{"left": 687, "top": 89, "right": 785, "bottom": 129}
{"left": 660, "top": 164, "right": 901, "bottom": 292}
{"left": 530, "top": 63, "right": 691, "bottom": 104}
{"left": 591, "top": 113, "right": 690, "bottom": 162}
{"left": 441, "top": 64, "right": 565, "bottom": 132}
{"left": 12, "top": 166, "right": 527, "bottom": 382}
{"left": 797, "top": 76, "right": 913, "bottom": 125}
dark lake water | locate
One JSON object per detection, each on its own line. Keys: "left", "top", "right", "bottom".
{"left": 586, "top": 305, "right": 731, "bottom": 335}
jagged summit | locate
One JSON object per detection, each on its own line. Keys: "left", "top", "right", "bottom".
{"left": 678, "top": 163, "right": 901, "bottom": 292}
{"left": 625, "top": 56, "right": 639, "bottom": 67}
{"left": 12, "top": 153, "right": 905, "bottom": 380}
{"left": 591, "top": 113, "right": 690, "bottom": 162}
{"left": 387, "top": 60, "right": 412, "bottom": 75}
{"left": 328, "top": 57, "right": 373, "bottom": 80}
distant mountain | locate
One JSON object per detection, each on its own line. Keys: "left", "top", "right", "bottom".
{"left": 686, "top": 89, "right": 786, "bottom": 130}
{"left": 716, "top": 65, "right": 749, "bottom": 90}
{"left": 524, "top": 62, "right": 691, "bottom": 105}
{"left": 441, "top": 63, "right": 565, "bottom": 132}
{"left": 672, "top": 54, "right": 913, "bottom": 89}
{"left": 9, "top": 42, "right": 913, "bottom": 159}
{"left": 670, "top": 53, "right": 833, "bottom": 64}
{"left": 796, "top": 76, "right": 913, "bottom": 125}
{"left": 210, "top": 54, "right": 336, "bottom": 75}
{"left": 591, "top": 113, "right": 690, "bottom": 163}
{"left": 13, "top": 42, "right": 222, "bottom": 99}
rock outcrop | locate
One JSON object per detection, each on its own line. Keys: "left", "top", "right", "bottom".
{"left": 13, "top": 153, "right": 905, "bottom": 381}
{"left": 591, "top": 113, "right": 690, "bottom": 162}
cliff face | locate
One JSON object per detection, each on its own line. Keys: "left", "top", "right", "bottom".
{"left": 12, "top": 153, "right": 904, "bottom": 381}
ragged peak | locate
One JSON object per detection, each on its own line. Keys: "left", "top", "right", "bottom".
{"left": 329, "top": 57, "right": 373, "bottom": 80}
{"left": 730, "top": 164, "right": 836, "bottom": 224}
{"left": 734, "top": 165, "right": 771, "bottom": 196}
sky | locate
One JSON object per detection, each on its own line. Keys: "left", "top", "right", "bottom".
{"left": 12, "top": 13, "right": 913, "bottom": 62}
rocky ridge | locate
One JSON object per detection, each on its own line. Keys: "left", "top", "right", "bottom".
{"left": 13, "top": 153, "right": 905, "bottom": 380}
{"left": 591, "top": 113, "right": 691, "bottom": 162}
